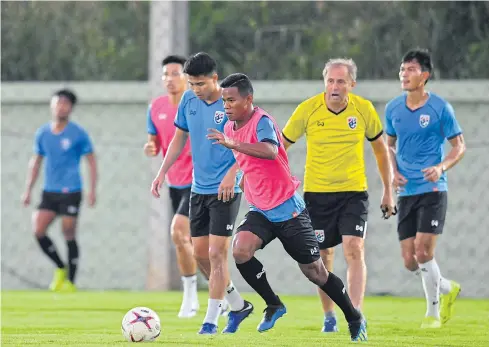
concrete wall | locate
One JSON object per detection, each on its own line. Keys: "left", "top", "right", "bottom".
{"left": 2, "top": 80, "right": 488, "bottom": 297}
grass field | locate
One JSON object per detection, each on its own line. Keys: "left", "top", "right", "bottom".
{"left": 2, "top": 291, "right": 488, "bottom": 346}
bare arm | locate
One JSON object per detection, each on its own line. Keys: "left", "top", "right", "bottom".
{"left": 439, "top": 134, "right": 466, "bottom": 171}
{"left": 386, "top": 135, "right": 399, "bottom": 174}
{"left": 144, "top": 134, "right": 160, "bottom": 157}
{"left": 283, "top": 137, "right": 293, "bottom": 151}
{"left": 157, "top": 129, "right": 188, "bottom": 177}
{"left": 25, "top": 155, "right": 43, "bottom": 193}
{"left": 86, "top": 153, "right": 98, "bottom": 194}
{"left": 370, "top": 136, "right": 393, "bottom": 195}
{"left": 232, "top": 142, "right": 278, "bottom": 160}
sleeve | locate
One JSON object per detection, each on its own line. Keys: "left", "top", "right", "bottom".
{"left": 365, "top": 101, "right": 384, "bottom": 141}
{"left": 174, "top": 94, "right": 189, "bottom": 132}
{"left": 33, "top": 128, "right": 45, "bottom": 156}
{"left": 256, "top": 116, "right": 279, "bottom": 146}
{"left": 282, "top": 102, "right": 307, "bottom": 143}
{"left": 80, "top": 130, "right": 94, "bottom": 155}
{"left": 441, "top": 102, "right": 462, "bottom": 140}
{"left": 384, "top": 103, "right": 396, "bottom": 137}
{"left": 146, "top": 104, "right": 157, "bottom": 135}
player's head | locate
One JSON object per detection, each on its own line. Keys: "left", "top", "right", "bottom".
{"left": 220, "top": 73, "right": 254, "bottom": 121}
{"left": 51, "top": 89, "right": 77, "bottom": 121}
{"left": 162, "top": 55, "right": 187, "bottom": 95}
{"left": 183, "top": 52, "right": 218, "bottom": 101}
{"left": 400, "top": 48, "right": 433, "bottom": 91}
{"left": 322, "top": 58, "right": 357, "bottom": 105}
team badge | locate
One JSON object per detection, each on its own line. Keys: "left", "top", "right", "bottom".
{"left": 214, "top": 111, "right": 225, "bottom": 124}
{"left": 419, "top": 114, "right": 430, "bottom": 128}
{"left": 315, "top": 229, "right": 325, "bottom": 243}
{"left": 61, "top": 138, "right": 71, "bottom": 150}
{"left": 347, "top": 116, "right": 357, "bottom": 130}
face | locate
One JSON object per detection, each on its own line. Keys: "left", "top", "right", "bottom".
{"left": 162, "top": 63, "right": 186, "bottom": 95}
{"left": 187, "top": 74, "right": 218, "bottom": 101}
{"left": 324, "top": 65, "right": 355, "bottom": 104}
{"left": 50, "top": 95, "right": 72, "bottom": 121}
{"left": 222, "top": 87, "right": 252, "bottom": 121}
{"left": 399, "top": 60, "right": 429, "bottom": 91}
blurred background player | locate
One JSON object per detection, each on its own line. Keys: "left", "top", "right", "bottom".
{"left": 21, "top": 89, "right": 97, "bottom": 292}
{"left": 143, "top": 55, "right": 200, "bottom": 318}
{"left": 282, "top": 58, "right": 395, "bottom": 332}
{"left": 208, "top": 73, "right": 367, "bottom": 341}
{"left": 385, "top": 49, "right": 465, "bottom": 328}
{"left": 151, "top": 52, "right": 252, "bottom": 334}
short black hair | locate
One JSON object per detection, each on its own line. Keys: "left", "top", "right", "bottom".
{"left": 402, "top": 48, "right": 433, "bottom": 82}
{"left": 53, "top": 89, "right": 77, "bottom": 105}
{"left": 220, "top": 73, "right": 254, "bottom": 97}
{"left": 183, "top": 52, "right": 217, "bottom": 77}
{"left": 162, "top": 55, "right": 187, "bottom": 67}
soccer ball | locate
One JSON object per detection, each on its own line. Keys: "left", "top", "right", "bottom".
{"left": 121, "top": 307, "right": 161, "bottom": 342}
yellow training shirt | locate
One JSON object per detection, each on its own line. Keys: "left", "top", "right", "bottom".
{"left": 282, "top": 92, "right": 383, "bottom": 193}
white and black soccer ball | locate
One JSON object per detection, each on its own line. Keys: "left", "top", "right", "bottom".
{"left": 121, "top": 307, "right": 161, "bottom": 342}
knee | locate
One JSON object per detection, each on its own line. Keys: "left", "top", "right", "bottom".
{"left": 343, "top": 238, "right": 364, "bottom": 262}
{"left": 300, "top": 261, "right": 327, "bottom": 286}
{"left": 401, "top": 250, "right": 418, "bottom": 271}
{"left": 171, "top": 219, "right": 190, "bottom": 247}
{"left": 192, "top": 244, "right": 208, "bottom": 263}
{"left": 414, "top": 240, "right": 432, "bottom": 263}
{"left": 232, "top": 246, "right": 254, "bottom": 264}
{"left": 321, "top": 247, "right": 334, "bottom": 260}
{"left": 62, "top": 228, "right": 76, "bottom": 241}
{"left": 208, "top": 246, "right": 227, "bottom": 265}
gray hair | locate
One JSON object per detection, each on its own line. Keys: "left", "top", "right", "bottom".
{"left": 322, "top": 58, "right": 358, "bottom": 81}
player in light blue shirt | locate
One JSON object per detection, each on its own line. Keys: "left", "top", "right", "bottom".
{"left": 22, "top": 89, "right": 97, "bottom": 293}
{"left": 150, "top": 52, "right": 251, "bottom": 335}
{"left": 385, "top": 49, "right": 466, "bottom": 329}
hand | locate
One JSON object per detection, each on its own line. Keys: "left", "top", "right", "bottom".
{"left": 393, "top": 170, "right": 408, "bottom": 192}
{"left": 218, "top": 170, "right": 237, "bottom": 202}
{"left": 380, "top": 191, "right": 397, "bottom": 220}
{"left": 21, "top": 191, "right": 31, "bottom": 207}
{"left": 206, "top": 128, "right": 237, "bottom": 149}
{"left": 422, "top": 165, "right": 443, "bottom": 183}
{"left": 144, "top": 141, "right": 158, "bottom": 157}
{"left": 88, "top": 190, "right": 96, "bottom": 207}
{"left": 151, "top": 172, "right": 165, "bottom": 198}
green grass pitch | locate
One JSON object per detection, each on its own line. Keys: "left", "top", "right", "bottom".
{"left": 2, "top": 291, "right": 488, "bottom": 346}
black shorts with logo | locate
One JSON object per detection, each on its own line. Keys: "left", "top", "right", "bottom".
{"left": 397, "top": 191, "right": 448, "bottom": 241}
{"left": 38, "top": 191, "right": 82, "bottom": 217}
{"left": 236, "top": 209, "right": 320, "bottom": 265}
{"left": 304, "top": 191, "right": 369, "bottom": 249}
{"left": 189, "top": 192, "right": 241, "bottom": 237}
{"left": 169, "top": 187, "right": 191, "bottom": 217}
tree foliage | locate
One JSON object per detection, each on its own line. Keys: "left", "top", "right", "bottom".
{"left": 2, "top": 1, "right": 488, "bottom": 81}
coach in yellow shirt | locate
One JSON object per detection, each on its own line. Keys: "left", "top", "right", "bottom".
{"left": 282, "top": 58, "right": 395, "bottom": 333}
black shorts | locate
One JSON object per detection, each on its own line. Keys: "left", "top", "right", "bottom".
{"left": 236, "top": 209, "right": 320, "bottom": 264}
{"left": 304, "top": 191, "right": 369, "bottom": 249}
{"left": 38, "top": 191, "right": 82, "bottom": 217}
{"left": 169, "top": 187, "right": 191, "bottom": 217}
{"left": 189, "top": 192, "right": 241, "bottom": 237}
{"left": 397, "top": 191, "right": 448, "bottom": 241}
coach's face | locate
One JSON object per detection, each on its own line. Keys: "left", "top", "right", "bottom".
{"left": 51, "top": 95, "right": 72, "bottom": 121}
{"left": 222, "top": 87, "right": 251, "bottom": 121}
{"left": 399, "top": 60, "right": 429, "bottom": 91}
{"left": 188, "top": 74, "right": 218, "bottom": 101}
{"left": 324, "top": 65, "right": 355, "bottom": 105}
{"left": 162, "top": 63, "right": 186, "bottom": 95}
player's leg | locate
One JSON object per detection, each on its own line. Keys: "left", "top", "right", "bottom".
{"left": 34, "top": 192, "right": 65, "bottom": 291}
{"left": 59, "top": 192, "right": 82, "bottom": 292}
{"left": 304, "top": 192, "right": 341, "bottom": 332}
{"left": 169, "top": 188, "right": 199, "bottom": 318}
{"left": 415, "top": 192, "right": 459, "bottom": 327}
{"left": 208, "top": 193, "right": 253, "bottom": 334}
{"left": 338, "top": 192, "right": 369, "bottom": 313}
{"left": 279, "top": 210, "right": 366, "bottom": 342}
{"left": 233, "top": 212, "right": 285, "bottom": 332}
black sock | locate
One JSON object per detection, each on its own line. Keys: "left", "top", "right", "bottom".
{"left": 67, "top": 240, "right": 79, "bottom": 283}
{"left": 236, "top": 257, "right": 281, "bottom": 306}
{"left": 37, "top": 235, "right": 64, "bottom": 269}
{"left": 320, "top": 272, "right": 360, "bottom": 323}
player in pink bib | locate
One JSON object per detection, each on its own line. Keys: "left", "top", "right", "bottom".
{"left": 143, "top": 55, "right": 198, "bottom": 319}
{"left": 207, "top": 73, "right": 367, "bottom": 341}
